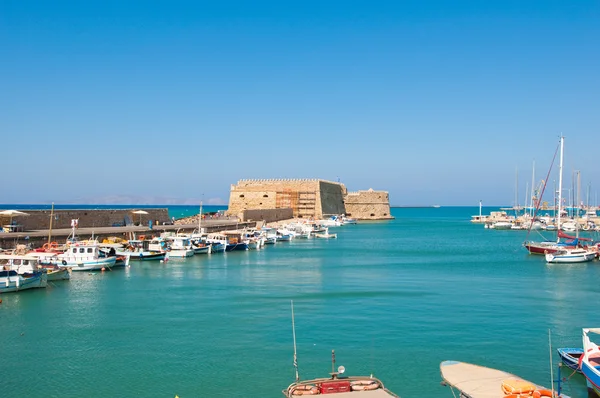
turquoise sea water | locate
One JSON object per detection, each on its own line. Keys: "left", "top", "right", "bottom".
{"left": 1, "top": 207, "right": 599, "bottom": 398}
{"left": 0, "top": 204, "right": 227, "bottom": 220}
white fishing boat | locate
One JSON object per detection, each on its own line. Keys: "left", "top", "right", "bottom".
{"left": 59, "top": 241, "right": 117, "bottom": 271}
{"left": 491, "top": 221, "right": 513, "bottom": 230}
{"left": 283, "top": 302, "right": 400, "bottom": 397}
{"left": 166, "top": 236, "right": 194, "bottom": 258}
{"left": 0, "top": 269, "right": 47, "bottom": 293}
{"left": 581, "top": 328, "right": 600, "bottom": 397}
{"left": 1, "top": 254, "right": 70, "bottom": 281}
{"left": 341, "top": 215, "right": 357, "bottom": 225}
{"left": 314, "top": 228, "right": 337, "bottom": 239}
{"left": 440, "top": 360, "right": 569, "bottom": 398}
{"left": 318, "top": 215, "right": 342, "bottom": 227}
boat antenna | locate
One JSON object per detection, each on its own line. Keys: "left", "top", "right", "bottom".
{"left": 549, "top": 329, "right": 555, "bottom": 397}
{"left": 291, "top": 300, "right": 299, "bottom": 382}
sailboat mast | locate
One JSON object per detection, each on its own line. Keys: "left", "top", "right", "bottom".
{"left": 291, "top": 300, "right": 299, "bottom": 382}
{"left": 556, "top": 136, "right": 564, "bottom": 241}
{"left": 515, "top": 167, "right": 519, "bottom": 216}
{"left": 531, "top": 160, "right": 535, "bottom": 217}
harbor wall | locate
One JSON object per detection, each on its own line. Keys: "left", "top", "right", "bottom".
{"left": 344, "top": 189, "right": 394, "bottom": 220}
{"left": 2, "top": 209, "right": 171, "bottom": 231}
{"left": 241, "top": 208, "right": 294, "bottom": 223}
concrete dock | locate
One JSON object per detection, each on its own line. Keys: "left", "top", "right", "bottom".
{"left": 0, "top": 219, "right": 256, "bottom": 249}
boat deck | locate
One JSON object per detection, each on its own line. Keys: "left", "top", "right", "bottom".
{"left": 440, "top": 361, "right": 562, "bottom": 398}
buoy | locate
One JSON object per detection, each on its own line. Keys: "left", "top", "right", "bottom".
{"left": 101, "top": 267, "right": 105, "bottom": 272}
{"left": 0, "top": 298, "right": 3, "bottom": 304}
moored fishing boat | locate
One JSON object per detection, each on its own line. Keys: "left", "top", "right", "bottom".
{"left": 0, "top": 253, "right": 71, "bottom": 281}
{"left": 283, "top": 302, "right": 400, "bottom": 397}
{"left": 557, "top": 348, "right": 583, "bottom": 373}
{"left": 0, "top": 269, "right": 47, "bottom": 293}
{"left": 166, "top": 236, "right": 194, "bottom": 258}
{"left": 581, "top": 328, "right": 600, "bottom": 396}
{"left": 283, "top": 365, "right": 399, "bottom": 397}
{"left": 207, "top": 232, "right": 249, "bottom": 251}
{"left": 59, "top": 241, "right": 117, "bottom": 271}
{"left": 440, "top": 360, "right": 569, "bottom": 398}
{"left": 314, "top": 227, "right": 337, "bottom": 239}
{"left": 116, "top": 240, "right": 166, "bottom": 261}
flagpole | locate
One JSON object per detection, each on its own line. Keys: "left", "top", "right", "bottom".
{"left": 291, "top": 300, "right": 299, "bottom": 382}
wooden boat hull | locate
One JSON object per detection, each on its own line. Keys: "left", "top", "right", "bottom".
{"left": 120, "top": 251, "right": 166, "bottom": 261}
{"left": 208, "top": 243, "right": 225, "bottom": 253}
{"left": 167, "top": 249, "right": 194, "bottom": 258}
{"left": 62, "top": 257, "right": 117, "bottom": 271}
{"left": 225, "top": 243, "right": 248, "bottom": 251}
{"left": 192, "top": 246, "right": 211, "bottom": 255}
{"left": 524, "top": 242, "right": 562, "bottom": 255}
{"left": 557, "top": 348, "right": 583, "bottom": 373}
{"left": 0, "top": 271, "right": 47, "bottom": 293}
{"left": 47, "top": 268, "right": 71, "bottom": 281}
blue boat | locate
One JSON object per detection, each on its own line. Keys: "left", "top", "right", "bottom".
{"left": 581, "top": 329, "right": 600, "bottom": 396}
{"left": 557, "top": 348, "right": 583, "bottom": 373}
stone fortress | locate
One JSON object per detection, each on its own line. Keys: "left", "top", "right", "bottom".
{"left": 227, "top": 179, "right": 393, "bottom": 221}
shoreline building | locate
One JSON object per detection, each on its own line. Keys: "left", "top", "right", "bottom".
{"left": 227, "top": 179, "right": 393, "bottom": 221}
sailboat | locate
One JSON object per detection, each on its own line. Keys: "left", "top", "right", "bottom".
{"left": 543, "top": 142, "right": 597, "bottom": 263}
{"left": 524, "top": 137, "right": 595, "bottom": 260}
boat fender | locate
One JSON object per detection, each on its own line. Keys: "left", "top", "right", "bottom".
{"left": 351, "top": 380, "right": 379, "bottom": 391}
{"left": 62, "top": 260, "right": 67, "bottom": 266}
{"left": 291, "top": 385, "right": 318, "bottom": 395}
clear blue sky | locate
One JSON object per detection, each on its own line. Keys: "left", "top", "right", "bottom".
{"left": 2, "top": 1, "right": 599, "bottom": 206}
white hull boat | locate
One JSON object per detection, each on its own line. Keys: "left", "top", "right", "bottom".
{"left": 441, "top": 360, "right": 569, "bottom": 398}
{"left": 0, "top": 270, "right": 47, "bottom": 293}
{"left": 581, "top": 328, "right": 600, "bottom": 397}
{"left": 545, "top": 248, "right": 597, "bottom": 263}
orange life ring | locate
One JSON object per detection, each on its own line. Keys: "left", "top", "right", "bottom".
{"left": 50, "top": 241, "right": 58, "bottom": 249}
{"left": 43, "top": 243, "right": 50, "bottom": 250}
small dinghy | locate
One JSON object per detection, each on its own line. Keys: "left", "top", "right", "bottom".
{"left": 557, "top": 348, "right": 583, "bottom": 373}
{"left": 440, "top": 360, "right": 569, "bottom": 398}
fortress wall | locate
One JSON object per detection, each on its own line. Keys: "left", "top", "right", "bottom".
{"left": 344, "top": 190, "right": 393, "bottom": 220}
{"left": 3, "top": 209, "right": 171, "bottom": 231}
{"left": 227, "top": 190, "right": 278, "bottom": 218}
{"left": 241, "top": 208, "right": 294, "bottom": 223}
{"left": 318, "top": 181, "right": 347, "bottom": 217}
{"left": 227, "top": 179, "right": 346, "bottom": 219}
